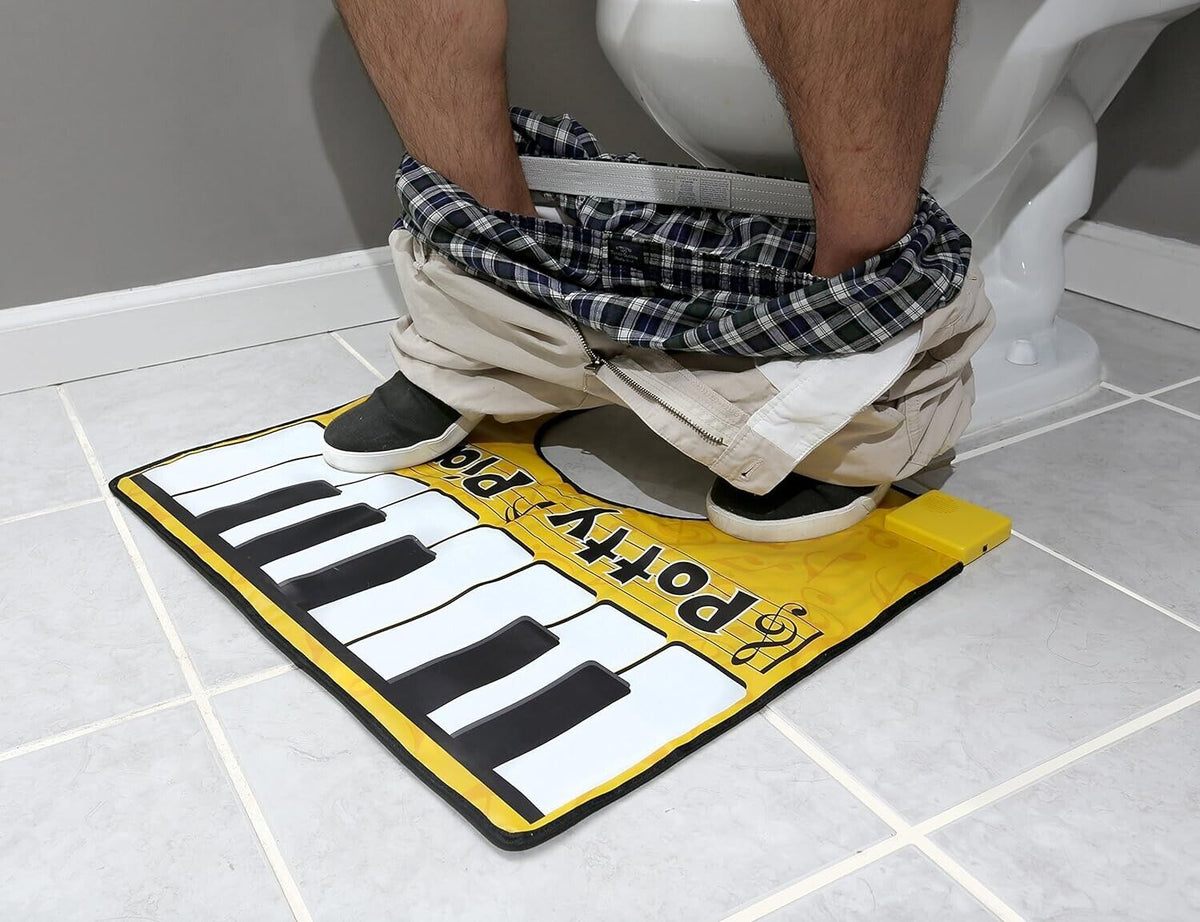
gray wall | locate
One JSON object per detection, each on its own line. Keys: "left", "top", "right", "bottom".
{"left": 1, "top": 0, "right": 397, "bottom": 309}
{"left": 1089, "top": 9, "right": 1200, "bottom": 242}
{"left": 1, "top": 2, "right": 1196, "bottom": 311}
{"left": 0, "top": 0, "right": 683, "bottom": 311}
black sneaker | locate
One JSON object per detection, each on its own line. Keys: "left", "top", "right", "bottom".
{"left": 706, "top": 473, "right": 890, "bottom": 542}
{"left": 322, "top": 371, "right": 481, "bottom": 474}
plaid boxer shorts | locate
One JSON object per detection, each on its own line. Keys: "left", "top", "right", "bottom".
{"left": 394, "top": 108, "right": 971, "bottom": 360}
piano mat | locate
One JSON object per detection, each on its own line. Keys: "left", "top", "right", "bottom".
{"left": 111, "top": 401, "right": 978, "bottom": 850}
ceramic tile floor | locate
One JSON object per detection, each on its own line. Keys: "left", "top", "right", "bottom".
{"left": 2, "top": 293, "right": 1199, "bottom": 921}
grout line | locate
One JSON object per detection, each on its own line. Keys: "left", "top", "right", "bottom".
{"left": 932, "top": 373, "right": 1195, "bottom": 467}
{"left": 0, "top": 695, "right": 192, "bottom": 764}
{"left": 0, "top": 663, "right": 300, "bottom": 769}
{"left": 731, "top": 709, "right": 1027, "bottom": 922}
{"left": 763, "top": 710, "right": 908, "bottom": 833}
{"left": 743, "top": 640, "right": 1200, "bottom": 919}
{"left": 953, "top": 395, "right": 1139, "bottom": 463}
{"left": 1011, "top": 530, "right": 1200, "bottom": 634}
{"left": 0, "top": 495, "right": 104, "bottom": 528}
{"left": 330, "top": 331, "right": 386, "bottom": 382}
{"left": 208, "top": 663, "right": 298, "bottom": 697}
{"left": 915, "top": 685, "right": 1200, "bottom": 835}
{"left": 913, "top": 840, "right": 1027, "bottom": 922}
{"left": 1144, "top": 395, "right": 1200, "bottom": 423}
{"left": 1144, "top": 374, "right": 1200, "bottom": 398}
{"left": 1103, "top": 379, "right": 1200, "bottom": 416}
{"left": 717, "top": 837, "right": 909, "bottom": 922}
{"left": 192, "top": 697, "right": 312, "bottom": 914}
{"left": 57, "top": 385, "right": 315, "bottom": 922}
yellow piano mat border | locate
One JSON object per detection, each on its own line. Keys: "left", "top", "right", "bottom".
{"left": 111, "top": 403, "right": 966, "bottom": 849}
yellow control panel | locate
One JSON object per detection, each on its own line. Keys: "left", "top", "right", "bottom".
{"left": 884, "top": 490, "right": 1011, "bottom": 564}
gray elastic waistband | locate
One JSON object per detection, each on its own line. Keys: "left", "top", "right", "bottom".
{"left": 519, "top": 156, "right": 814, "bottom": 221}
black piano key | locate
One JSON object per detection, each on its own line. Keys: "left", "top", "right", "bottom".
{"left": 235, "top": 503, "right": 386, "bottom": 568}
{"left": 194, "top": 480, "right": 341, "bottom": 534}
{"left": 386, "top": 616, "right": 559, "bottom": 716}
{"left": 277, "top": 535, "right": 434, "bottom": 611}
{"left": 450, "top": 662, "right": 630, "bottom": 771}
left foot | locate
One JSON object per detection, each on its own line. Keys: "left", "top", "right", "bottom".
{"left": 706, "top": 474, "right": 889, "bottom": 542}
{"left": 322, "top": 370, "right": 481, "bottom": 474}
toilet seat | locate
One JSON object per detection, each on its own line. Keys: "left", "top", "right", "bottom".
{"left": 596, "top": 0, "right": 1200, "bottom": 428}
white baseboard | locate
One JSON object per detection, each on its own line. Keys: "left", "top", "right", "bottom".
{"left": 0, "top": 247, "right": 405, "bottom": 394}
{"left": 1064, "top": 219, "right": 1200, "bottom": 330}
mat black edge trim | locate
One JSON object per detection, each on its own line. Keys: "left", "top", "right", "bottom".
{"left": 109, "top": 473, "right": 545, "bottom": 847}
{"left": 108, "top": 425, "right": 965, "bottom": 852}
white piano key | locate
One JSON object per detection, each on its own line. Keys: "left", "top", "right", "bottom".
{"left": 260, "top": 491, "right": 477, "bottom": 584}
{"left": 348, "top": 562, "right": 596, "bottom": 679}
{"left": 313, "top": 527, "right": 534, "bottom": 644}
{"left": 428, "top": 605, "right": 664, "bottom": 734}
{"left": 220, "top": 474, "right": 426, "bottom": 546}
{"left": 495, "top": 646, "right": 745, "bottom": 815}
{"left": 144, "top": 422, "right": 326, "bottom": 496}
{"left": 175, "top": 455, "right": 380, "bottom": 517}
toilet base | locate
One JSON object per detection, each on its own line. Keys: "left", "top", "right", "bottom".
{"left": 966, "top": 318, "right": 1102, "bottom": 434}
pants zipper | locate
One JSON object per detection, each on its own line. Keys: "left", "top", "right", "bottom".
{"left": 565, "top": 316, "right": 726, "bottom": 445}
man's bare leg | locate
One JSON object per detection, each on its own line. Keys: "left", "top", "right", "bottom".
{"left": 737, "top": 0, "right": 958, "bottom": 276}
{"left": 334, "top": 0, "right": 534, "bottom": 215}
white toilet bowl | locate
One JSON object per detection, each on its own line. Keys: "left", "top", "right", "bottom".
{"left": 596, "top": 0, "right": 1199, "bottom": 429}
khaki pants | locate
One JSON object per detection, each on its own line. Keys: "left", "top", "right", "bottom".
{"left": 388, "top": 229, "right": 995, "bottom": 495}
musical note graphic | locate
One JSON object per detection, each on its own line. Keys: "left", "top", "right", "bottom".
{"left": 730, "top": 602, "right": 820, "bottom": 673}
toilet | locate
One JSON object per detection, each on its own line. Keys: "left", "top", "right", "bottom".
{"left": 596, "top": 0, "right": 1199, "bottom": 430}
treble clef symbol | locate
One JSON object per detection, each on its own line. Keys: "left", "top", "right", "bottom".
{"left": 731, "top": 603, "right": 805, "bottom": 670}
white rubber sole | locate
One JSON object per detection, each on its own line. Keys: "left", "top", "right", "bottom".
{"left": 705, "top": 483, "right": 891, "bottom": 543}
{"left": 321, "top": 417, "right": 479, "bottom": 474}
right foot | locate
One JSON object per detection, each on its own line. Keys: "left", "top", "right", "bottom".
{"left": 322, "top": 371, "right": 480, "bottom": 474}
{"left": 706, "top": 473, "right": 890, "bottom": 542}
